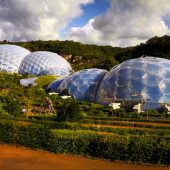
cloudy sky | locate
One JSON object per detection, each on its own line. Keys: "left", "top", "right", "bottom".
{"left": 0, "top": 0, "right": 170, "bottom": 47}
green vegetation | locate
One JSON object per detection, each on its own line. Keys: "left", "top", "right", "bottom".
{"left": 114, "top": 35, "right": 170, "bottom": 62}
{"left": 1, "top": 35, "right": 170, "bottom": 70}
{"left": 0, "top": 40, "right": 121, "bottom": 71}
{"left": 0, "top": 120, "right": 169, "bottom": 165}
{"left": 1, "top": 35, "right": 170, "bottom": 165}
{"left": 56, "top": 100, "right": 83, "bottom": 122}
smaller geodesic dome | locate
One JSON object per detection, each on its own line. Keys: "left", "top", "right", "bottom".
{"left": 57, "top": 68, "right": 107, "bottom": 102}
{"left": 39, "top": 67, "right": 71, "bottom": 77}
{"left": 0, "top": 44, "right": 30, "bottom": 73}
{"left": 19, "top": 51, "right": 72, "bottom": 77}
{"left": 47, "top": 78, "right": 64, "bottom": 92}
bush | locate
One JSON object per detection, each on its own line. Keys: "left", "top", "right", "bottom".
{"left": 50, "top": 130, "right": 170, "bottom": 164}
{"left": 0, "top": 102, "right": 6, "bottom": 115}
{"left": 3, "top": 97, "right": 22, "bottom": 116}
{"left": 0, "top": 120, "right": 169, "bottom": 165}
{"left": 49, "top": 130, "right": 99, "bottom": 155}
{"left": 0, "top": 120, "right": 50, "bottom": 149}
{"left": 56, "top": 100, "right": 82, "bottom": 122}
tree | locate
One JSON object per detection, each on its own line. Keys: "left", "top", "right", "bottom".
{"left": 56, "top": 100, "right": 81, "bottom": 122}
{"left": 3, "top": 97, "right": 22, "bottom": 116}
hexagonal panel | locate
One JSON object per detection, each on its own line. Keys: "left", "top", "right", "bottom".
{"left": 96, "top": 57, "right": 170, "bottom": 107}
{"left": 19, "top": 51, "right": 72, "bottom": 77}
{"left": 57, "top": 68, "right": 107, "bottom": 102}
{"left": 0, "top": 44, "right": 30, "bottom": 73}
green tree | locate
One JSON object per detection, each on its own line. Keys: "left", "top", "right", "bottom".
{"left": 56, "top": 100, "right": 81, "bottom": 122}
{"left": 3, "top": 97, "right": 22, "bottom": 116}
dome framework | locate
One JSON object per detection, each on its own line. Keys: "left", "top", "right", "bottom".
{"left": 96, "top": 57, "right": 170, "bottom": 109}
{"left": 0, "top": 44, "right": 30, "bottom": 73}
{"left": 56, "top": 68, "right": 107, "bottom": 102}
{"left": 19, "top": 51, "right": 72, "bottom": 77}
{"left": 49, "top": 56, "right": 170, "bottom": 110}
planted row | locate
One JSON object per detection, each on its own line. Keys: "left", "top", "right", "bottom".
{"left": 81, "top": 119, "right": 170, "bottom": 130}
{"left": 86, "top": 116, "right": 170, "bottom": 124}
{"left": 0, "top": 120, "right": 169, "bottom": 165}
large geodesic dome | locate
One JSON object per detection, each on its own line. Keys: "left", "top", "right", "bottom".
{"left": 48, "top": 57, "right": 170, "bottom": 109}
{"left": 19, "top": 51, "right": 72, "bottom": 76}
{"left": 0, "top": 44, "right": 30, "bottom": 73}
{"left": 56, "top": 68, "right": 107, "bottom": 102}
{"left": 96, "top": 57, "right": 170, "bottom": 108}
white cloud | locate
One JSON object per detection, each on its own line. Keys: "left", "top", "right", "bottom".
{"left": 69, "top": 19, "right": 101, "bottom": 44}
{"left": 0, "top": 0, "right": 94, "bottom": 41}
{"left": 68, "top": 0, "right": 170, "bottom": 47}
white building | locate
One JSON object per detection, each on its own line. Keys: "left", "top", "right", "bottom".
{"left": 133, "top": 103, "right": 142, "bottom": 113}
{"left": 109, "top": 103, "right": 121, "bottom": 109}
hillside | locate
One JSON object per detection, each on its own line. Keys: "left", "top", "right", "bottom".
{"left": 1, "top": 35, "right": 170, "bottom": 71}
{"left": 0, "top": 72, "right": 170, "bottom": 165}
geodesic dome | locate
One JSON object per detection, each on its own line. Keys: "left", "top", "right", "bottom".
{"left": 57, "top": 68, "right": 107, "bottom": 102}
{"left": 39, "top": 67, "right": 70, "bottom": 77}
{"left": 19, "top": 51, "right": 72, "bottom": 77}
{"left": 47, "top": 78, "right": 64, "bottom": 92}
{"left": 96, "top": 57, "right": 170, "bottom": 107}
{"left": 0, "top": 44, "right": 30, "bottom": 73}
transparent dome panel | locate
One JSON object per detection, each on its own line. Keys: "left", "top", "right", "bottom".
{"left": 19, "top": 51, "right": 72, "bottom": 77}
{"left": 0, "top": 44, "right": 30, "bottom": 73}
{"left": 57, "top": 69, "right": 107, "bottom": 102}
{"left": 96, "top": 56, "right": 170, "bottom": 106}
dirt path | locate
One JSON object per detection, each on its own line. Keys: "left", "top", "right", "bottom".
{"left": 82, "top": 123, "right": 146, "bottom": 129}
{"left": 0, "top": 145, "right": 169, "bottom": 170}
{"left": 93, "top": 120, "right": 170, "bottom": 127}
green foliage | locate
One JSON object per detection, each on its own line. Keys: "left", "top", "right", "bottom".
{"left": 86, "top": 115, "right": 170, "bottom": 124}
{"left": 0, "top": 120, "right": 169, "bottom": 164}
{"left": 0, "top": 40, "right": 124, "bottom": 71}
{"left": 143, "top": 109, "right": 169, "bottom": 117}
{"left": 81, "top": 119, "right": 170, "bottom": 130}
{"left": 115, "top": 35, "right": 170, "bottom": 62}
{"left": 0, "top": 102, "right": 6, "bottom": 115}
{"left": 49, "top": 130, "right": 170, "bottom": 164}
{"left": 49, "top": 130, "right": 99, "bottom": 155}
{"left": 1, "top": 35, "right": 170, "bottom": 71}
{"left": 56, "top": 100, "right": 82, "bottom": 122}
{"left": 117, "top": 111, "right": 140, "bottom": 119}
{"left": 0, "top": 120, "right": 51, "bottom": 149}
{"left": 35, "top": 75, "right": 57, "bottom": 88}
{"left": 0, "top": 73, "right": 54, "bottom": 116}
{"left": 3, "top": 97, "right": 22, "bottom": 116}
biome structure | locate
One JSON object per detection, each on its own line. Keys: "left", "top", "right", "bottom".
{"left": 0, "top": 44, "right": 72, "bottom": 77}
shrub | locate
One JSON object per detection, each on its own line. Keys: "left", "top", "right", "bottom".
{"left": 3, "top": 97, "right": 22, "bottom": 116}
{"left": 50, "top": 130, "right": 170, "bottom": 164}
{"left": 49, "top": 130, "right": 99, "bottom": 155}
{"left": 56, "top": 100, "right": 82, "bottom": 122}
{"left": 0, "top": 102, "right": 6, "bottom": 115}
{"left": 0, "top": 120, "right": 50, "bottom": 149}
{"left": 0, "top": 120, "right": 169, "bottom": 165}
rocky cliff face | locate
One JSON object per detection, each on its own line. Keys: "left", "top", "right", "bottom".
{"left": 63, "top": 55, "right": 83, "bottom": 63}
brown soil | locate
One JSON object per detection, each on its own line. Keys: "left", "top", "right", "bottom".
{"left": 0, "top": 145, "right": 169, "bottom": 170}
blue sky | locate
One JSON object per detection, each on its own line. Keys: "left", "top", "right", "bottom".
{"left": 67, "top": 0, "right": 170, "bottom": 46}
{"left": 164, "top": 17, "right": 170, "bottom": 29}
{"left": 0, "top": 0, "right": 170, "bottom": 46}
{"left": 60, "top": 0, "right": 110, "bottom": 38}
{"left": 71, "top": 0, "right": 110, "bottom": 27}
{"left": 71, "top": 0, "right": 170, "bottom": 29}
